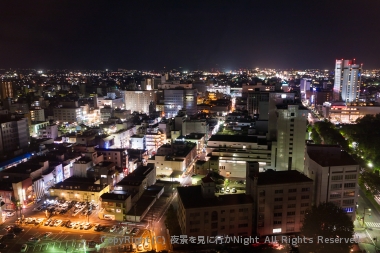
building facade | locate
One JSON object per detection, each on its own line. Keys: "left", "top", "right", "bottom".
{"left": 333, "top": 59, "right": 362, "bottom": 102}
{"left": 0, "top": 116, "right": 29, "bottom": 156}
{"left": 124, "top": 91, "right": 157, "bottom": 114}
{"left": 271, "top": 104, "right": 308, "bottom": 171}
{"left": 246, "top": 164, "right": 313, "bottom": 236}
{"left": 305, "top": 144, "right": 359, "bottom": 220}
{"left": 177, "top": 176, "right": 253, "bottom": 237}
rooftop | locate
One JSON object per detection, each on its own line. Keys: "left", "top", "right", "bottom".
{"left": 307, "top": 149, "right": 358, "bottom": 167}
{"left": 3, "top": 162, "right": 42, "bottom": 174}
{"left": 256, "top": 169, "right": 313, "bottom": 185}
{"left": 209, "top": 135, "right": 266, "bottom": 144}
{"left": 276, "top": 104, "right": 307, "bottom": 110}
{"left": 177, "top": 185, "right": 253, "bottom": 209}
{"left": 117, "top": 163, "right": 155, "bottom": 185}
{"left": 100, "top": 192, "right": 131, "bottom": 201}
{"left": 52, "top": 181, "right": 107, "bottom": 192}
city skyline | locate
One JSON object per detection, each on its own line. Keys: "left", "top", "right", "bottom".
{"left": 1, "top": 0, "right": 380, "bottom": 70}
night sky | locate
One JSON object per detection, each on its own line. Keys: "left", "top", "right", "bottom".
{"left": 1, "top": 0, "right": 380, "bottom": 70}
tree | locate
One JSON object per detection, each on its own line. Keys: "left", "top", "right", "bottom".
{"left": 300, "top": 202, "right": 354, "bottom": 253}
{"left": 311, "top": 128, "right": 322, "bottom": 144}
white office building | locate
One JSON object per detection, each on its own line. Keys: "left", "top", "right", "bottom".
{"left": 271, "top": 104, "right": 308, "bottom": 171}
{"left": 124, "top": 91, "right": 157, "bottom": 114}
{"left": 333, "top": 59, "right": 362, "bottom": 102}
{"left": 305, "top": 144, "right": 359, "bottom": 221}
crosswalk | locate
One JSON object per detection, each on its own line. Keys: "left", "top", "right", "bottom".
{"left": 365, "top": 222, "right": 380, "bottom": 228}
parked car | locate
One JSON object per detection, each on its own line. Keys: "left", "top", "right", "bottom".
{"left": 35, "top": 218, "right": 44, "bottom": 224}
{"left": 20, "top": 244, "right": 28, "bottom": 252}
{"left": 6, "top": 212, "right": 15, "bottom": 217}
{"left": 10, "top": 227, "right": 24, "bottom": 234}
{"left": 131, "top": 228, "right": 140, "bottom": 235}
{"left": 4, "top": 225, "right": 13, "bottom": 231}
{"left": 110, "top": 225, "right": 117, "bottom": 233}
{"left": 49, "top": 219, "right": 56, "bottom": 226}
{"left": 125, "top": 228, "right": 132, "bottom": 234}
{"left": 42, "top": 232, "right": 52, "bottom": 238}
{"left": 54, "top": 220, "right": 63, "bottom": 227}
{"left": 83, "top": 223, "right": 91, "bottom": 230}
{"left": 44, "top": 219, "right": 52, "bottom": 226}
{"left": 3, "top": 233, "right": 16, "bottom": 239}
{"left": 28, "top": 237, "right": 40, "bottom": 243}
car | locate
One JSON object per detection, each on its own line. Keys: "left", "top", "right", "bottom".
{"left": 231, "top": 188, "right": 237, "bottom": 193}
{"left": 10, "top": 227, "right": 24, "bottom": 234}
{"left": 7, "top": 212, "right": 15, "bottom": 217}
{"left": 54, "top": 220, "right": 62, "bottom": 226}
{"left": 93, "top": 223, "right": 100, "bottom": 231}
{"left": 0, "top": 243, "right": 8, "bottom": 248}
{"left": 96, "top": 225, "right": 105, "bottom": 232}
{"left": 110, "top": 225, "right": 117, "bottom": 233}
{"left": 131, "top": 228, "right": 140, "bottom": 235}
{"left": 4, "top": 225, "right": 13, "bottom": 231}
{"left": 28, "top": 237, "right": 40, "bottom": 243}
{"left": 49, "top": 219, "right": 56, "bottom": 226}
{"left": 73, "top": 222, "right": 80, "bottom": 229}
{"left": 42, "top": 232, "right": 52, "bottom": 238}
{"left": 125, "top": 228, "right": 132, "bottom": 234}
{"left": 35, "top": 218, "right": 44, "bottom": 224}
{"left": 44, "top": 219, "right": 52, "bottom": 226}
{"left": 3, "top": 233, "right": 16, "bottom": 239}
{"left": 137, "top": 244, "right": 144, "bottom": 251}
{"left": 88, "top": 241, "right": 97, "bottom": 248}
{"left": 83, "top": 223, "right": 91, "bottom": 230}
{"left": 21, "top": 244, "right": 28, "bottom": 252}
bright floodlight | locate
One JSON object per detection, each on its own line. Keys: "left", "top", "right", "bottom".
{"left": 368, "top": 162, "right": 373, "bottom": 168}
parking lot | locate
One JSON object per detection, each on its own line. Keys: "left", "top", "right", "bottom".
{"left": 33, "top": 199, "right": 98, "bottom": 217}
{"left": 0, "top": 220, "right": 150, "bottom": 252}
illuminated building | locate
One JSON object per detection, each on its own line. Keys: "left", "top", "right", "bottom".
{"left": 305, "top": 144, "right": 359, "bottom": 221}
{"left": 177, "top": 175, "right": 253, "bottom": 237}
{"left": 271, "top": 104, "right": 308, "bottom": 171}
{"left": 246, "top": 163, "right": 313, "bottom": 236}
{"left": 333, "top": 59, "right": 362, "bottom": 102}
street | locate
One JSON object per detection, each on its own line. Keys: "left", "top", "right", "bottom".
{"left": 355, "top": 187, "right": 380, "bottom": 253}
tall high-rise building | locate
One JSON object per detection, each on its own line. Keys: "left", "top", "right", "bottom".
{"left": 0, "top": 81, "right": 13, "bottom": 99}
{"left": 0, "top": 116, "right": 29, "bottom": 156}
{"left": 333, "top": 59, "right": 362, "bottom": 102}
{"left": 271, "top": 104, "right": 308, "bottom": 171}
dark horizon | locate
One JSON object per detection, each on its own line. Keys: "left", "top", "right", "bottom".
{"left": 1, "top": 0, "right": 380, "bottom": 70}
